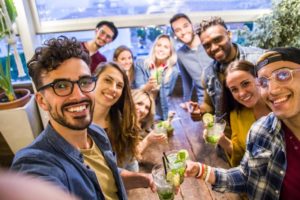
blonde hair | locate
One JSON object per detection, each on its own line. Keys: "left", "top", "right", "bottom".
{"left": 131, "top": 89, "right": 155, "bottom": 131}
{"left": 144, "top": 34, "right": 177, "bottom": 82}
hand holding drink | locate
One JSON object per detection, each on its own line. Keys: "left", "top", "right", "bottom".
{"left": 152, "top": 149, "right": 189, "bottom": 200}
{"left": 202, "top": 113, "right": 226, "bottom": 145}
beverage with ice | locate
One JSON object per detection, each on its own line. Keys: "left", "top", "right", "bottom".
{"left": 152, "top": 164, "right": 175, "bottom": 200}
{"left": 202, "top": 113, "right": 226, "bottom": 144}
{"left": 206, "top": 119, "right": 226, "bottom": 144}
{"left": 166, "top": 149, "right": 188, "bottom": 186}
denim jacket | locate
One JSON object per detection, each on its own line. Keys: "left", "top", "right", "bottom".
{"left": 11, "top": 123, "right": 127, "bottom": 200}
{"left": 203, "top": 44, "right": 264, "bottom": 117}
{"left": 134, "top": 59, "right": 179, "bottom": 120}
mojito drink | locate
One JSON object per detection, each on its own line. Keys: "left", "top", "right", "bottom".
{"left": 152, "top": 164, "right": 175, "bottom": 200}
{"left": 166, "top": 149, "right": 188, "bottom": 186}
{"left": 206, "top": 119, "right": 226, "bottom": 144}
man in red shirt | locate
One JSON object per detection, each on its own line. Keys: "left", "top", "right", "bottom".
{"left": 82, "top": 21, "right": 118, "bottom": 73}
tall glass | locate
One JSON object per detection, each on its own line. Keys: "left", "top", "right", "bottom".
{"left": 152, "top": 164, "right": 175, "bottom": 200}
{"left": 166, "top": 150, "right": 187, "bottom": 185}
{"left": 206, "top": 119, "right": 226, "bottom": 144}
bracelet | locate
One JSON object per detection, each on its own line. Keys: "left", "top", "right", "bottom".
{"left": 195, "top": 162, "right": 203, "bottom": 178}
{"left": 200, "top": 164, "right": 208, "bottom": 180}
{"left": 204, "top": 166, "right": 212, "bottom": 182}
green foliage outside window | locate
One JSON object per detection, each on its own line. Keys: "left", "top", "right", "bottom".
{"left": 244, "top": 0, "right": 300, "bottom": 49}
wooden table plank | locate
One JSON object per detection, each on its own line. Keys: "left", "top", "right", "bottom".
{"left": 128, "top": 96, "right": 242, "bottom": 200}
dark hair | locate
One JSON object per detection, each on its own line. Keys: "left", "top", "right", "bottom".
{"left": 113, "top": 45, "right": 135, "bottom": 84}
{"left": 224, "top": 60, "right": 256, "bottom": 111}
{"left": 94, "top": 62, "right": 139, "bottom": 165}
{"left": 96, "top": 20, "right": 118, "bottom": 41}
{"left": 169, "top": 13, "right": 192, "bottom": 31}
{"left": 27, "top": 36, "right": 90, "bottom": 89}
{"left": 198, "top": 16, "right": 227, "bottom": 36}
{"left": 256, "top": 47, "right": 300, "bottom": 73}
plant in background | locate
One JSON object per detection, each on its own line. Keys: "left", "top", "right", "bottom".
{"left": 244, "top": 0, "right": 300, "bottom": 49}
{"left": 0, "top": 0, "right": 22, "bottom": 102}
{"left": 0, "top": 45, "right": 15, "bottom": 101}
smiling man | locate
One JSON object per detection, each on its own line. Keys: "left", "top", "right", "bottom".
{"left": 10, "top": 36, "right": 127, "bottom": 200}
{"left": 170, "top": 13, "right": 212, "bottom": 105}
{"left": 82, "top": 20, "right": 118, "bottom": 74}
{"left": 188, "top": 17, "right": 264, "bottom": 130}
{"left": 184, "top": 47, "right": 300, "bottom": 199}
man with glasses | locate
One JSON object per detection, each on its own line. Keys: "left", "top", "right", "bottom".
{"left": 170, "top": 13, "right": 212, "bottom": 107}
{"left": 184, "top": 47, "right": 300, "bottom": 199}
{"left": 11, "top": 36, "right": 154, "bottom": 200}
{"left": 82, "top": 20, "right": 118, "bottom": 74}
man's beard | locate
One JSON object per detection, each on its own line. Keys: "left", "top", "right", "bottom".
{"left": 178, "top": 33, "right": 195, "bottom": 46}
{"left": 49, "top": 101, "right": 94, "bottom": 130}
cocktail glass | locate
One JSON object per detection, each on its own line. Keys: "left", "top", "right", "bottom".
{"left": 154, "top": 122, "right": 168, "bottom": 136}
{"left": 152, "top": 164, "right": 175, "bottom": 200}
{"left": 166, "top": 150, "right": 187, "bottom": 185}
{"left": 206, "top": 119, "right": 226, "bottom": 145}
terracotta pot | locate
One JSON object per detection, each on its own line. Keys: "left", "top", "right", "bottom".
{"left": 0, "top": 88, "right": 31, "bottom": 110}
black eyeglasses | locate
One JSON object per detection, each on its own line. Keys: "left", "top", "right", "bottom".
{"left": 37, "top": 76, "right": 97, "bottom": 97}
{"left": 256, "top": 68, "right": 300, "bottom": 89}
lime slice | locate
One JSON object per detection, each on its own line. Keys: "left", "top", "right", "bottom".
{"left": 172, "top": 173, "right": 181, "bottom": 187}
{"left": 166, "top": 171, "right": 174, "bottom": 183}
{"left": 202, "top": 113, "right": 214, "bottom": 127}
{"left": 177, "top": 149, "right": 189, "bottom": 161}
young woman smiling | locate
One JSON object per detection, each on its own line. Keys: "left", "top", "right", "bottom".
{"left": 131, "top": 89, "right": 167, "bottom": 158}
{"left": 113, "top": 45, "right": 136, "bottom": 88}
{"left": 134, "top": 34, "right": 178, "bottom": 120}
{"left": 93, "top": 62, "right": 140, "bottom": 171}
{"left": 218, "top": 60, "right": 270, "bottom": 167}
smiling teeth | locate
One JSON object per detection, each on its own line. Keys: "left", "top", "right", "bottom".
{"left": 68, "top": 105, "right": 86, "bottom": 112}
{"left": 273, "top": 97, "right": 288, "bottom": 104}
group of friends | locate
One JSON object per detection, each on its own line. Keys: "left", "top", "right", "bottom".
{"left": 5, "top": 12, "right": 300, "bottom": 200}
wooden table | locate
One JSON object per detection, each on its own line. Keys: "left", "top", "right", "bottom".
{"left": 128, "top": 97, "right": 242, "bottom": 200}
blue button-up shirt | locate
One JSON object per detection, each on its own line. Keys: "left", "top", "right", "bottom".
{"left": 213, "top": 113, "right": 286, "bottom": 200}
{"left": 11, "top": 123, "right": 127, "bottom": 200}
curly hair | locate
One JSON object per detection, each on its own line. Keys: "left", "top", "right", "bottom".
{"left": 27, "top": 36, "right": 90, "bottom": 89}
{"left": 94, "top": 62, "right": 140, "bottom": 166}
{"left": 198, "top": 16, "right": 227, "bottom": 36}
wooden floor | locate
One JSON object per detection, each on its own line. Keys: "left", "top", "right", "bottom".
{"left": 128, "top": 96, "right": 242, "bottom": 200}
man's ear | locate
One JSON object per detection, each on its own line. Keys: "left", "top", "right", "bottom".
{"left": 227, "top": 30, "right": 232, "bottom": 40}
{"left": 35, "top": 92, "right": 49, "bottom": 111}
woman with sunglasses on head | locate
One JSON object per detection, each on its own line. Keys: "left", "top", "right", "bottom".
{"left": 215, "top": 60, "right": 270, "bottom": 167}
{"left": 131, "top": 89, "right": 168, "bottom": 158}
{"left": 113, "top": 45, "right": 137, "bottom": 88}
{"left": 184, "top": 48, "right": 300, "bottom": 199}
{"left": 134, "top": 34, "right": 178, "bottom": 120}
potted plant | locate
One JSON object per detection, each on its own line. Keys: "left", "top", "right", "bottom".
{"left": 0, "top": 0, "right": 42, "bottom": 154}
{"left": 0, "top": 0, "right": 30, "bottom": 109}
{"left": 243, "top": 0, "right": 300, "bottom": 49}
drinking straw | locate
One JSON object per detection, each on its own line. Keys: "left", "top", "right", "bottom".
{"left": 163, "top": 152, "right": 170, "bottom": 163}
{"left": 162, "top": 156, "right": 167, "bottom": 175}
{"left": 216, "top": 112, "right": 227, "bottom": 123}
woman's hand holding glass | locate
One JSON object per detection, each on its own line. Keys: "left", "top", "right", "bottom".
{"left": 146, "top": 131, "right": 168, "bottom": 144}
{"left": 143, "top": 77, "right": 158, "bottom": 92}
